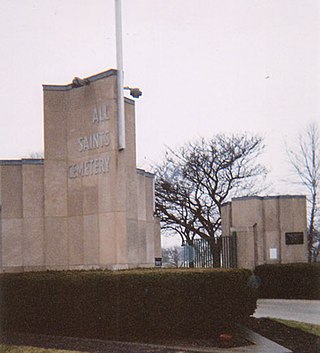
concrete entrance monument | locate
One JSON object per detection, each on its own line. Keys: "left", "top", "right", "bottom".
{"left": 0, "top": 69, "right": 161, "bottom": 272}
{"left": 221, "top": 195, "right": 307, "bottom": 269}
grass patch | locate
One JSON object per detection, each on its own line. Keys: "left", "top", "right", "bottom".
{"left": 0, "top": 344, "right": 86, "bottom": 353}
{"left": 272, "top": 319, "right": 320, "bottom": 337}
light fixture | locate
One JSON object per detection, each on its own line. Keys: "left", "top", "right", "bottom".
{"left": 124, "top": 86, "right": 142, "bottom": 99}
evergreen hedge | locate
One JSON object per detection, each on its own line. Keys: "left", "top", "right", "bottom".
{"left": 0, "top": 269, "right": 257, "bottom": 341}
{"left": 254, "top": 263, "right": 320, "bottom": 299}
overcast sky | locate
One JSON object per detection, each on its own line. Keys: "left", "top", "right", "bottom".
{"left": 0, "top": 0, "right": 319, "bottom": 196}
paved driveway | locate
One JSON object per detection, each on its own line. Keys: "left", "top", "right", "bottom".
{"left": 254, "top": 299, "right": 320, "bottom": 325}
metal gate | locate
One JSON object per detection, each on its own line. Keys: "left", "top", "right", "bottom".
{"left": 221, "top": 233, "right": 237, "bottom": 268}
{"left": 182, "top": 238, "right": 214, "bottom": 268}
{"left": 182, "top": 233, "right": 237, "bottom": 268}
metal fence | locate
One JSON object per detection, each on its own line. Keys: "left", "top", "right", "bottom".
{"left": 221, "top": 233, "right": 237, "bottom": 268}
{"left": 182, "top": 234, "right": 237, "bottom": 268}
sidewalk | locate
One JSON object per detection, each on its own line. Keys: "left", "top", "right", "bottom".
{"left": 0, "top": 329, "right": 292, "bottom": 353}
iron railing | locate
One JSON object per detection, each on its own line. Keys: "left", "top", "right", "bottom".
{"left": 182, "top": 234, "right": 237, "bottom": 268}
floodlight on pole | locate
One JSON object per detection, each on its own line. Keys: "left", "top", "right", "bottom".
{"left": 124, "top": 86, "right": 142, "bottom": 99}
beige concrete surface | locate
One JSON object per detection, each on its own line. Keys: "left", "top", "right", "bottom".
{"left": 221, "top": 196, "right": 307, "bottom": 269}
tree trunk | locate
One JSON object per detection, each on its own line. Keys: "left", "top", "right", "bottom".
{"left": 209, "top": 238, "right": 221, "bottom": 268}
{"left": 308, "top": 192, "right": 317, "bottom": 263}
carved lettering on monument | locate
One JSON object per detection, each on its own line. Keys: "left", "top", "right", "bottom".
{"left": 68, "top": 103, "right": 112, "bottom": 179}
{"left": 78, "top": 131, "right": 110, "bottom": 152}
{"left": 92, "top": 104, "right": 109, "bottom": 124}
{"left": 68, "top": 156, "right": 111, "bottom": 179}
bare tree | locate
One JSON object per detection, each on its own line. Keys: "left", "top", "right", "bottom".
{"left": 287, "top": 122, "right": 320, "bottom": 262}
{"left": 28, "top": 151, "right": 44, "bottom": 159}
{"left": 155, "top": 133, "right": 267, "bottom": 267}
{"left": 162, "top": 246, "right": 182, "bottom": 267}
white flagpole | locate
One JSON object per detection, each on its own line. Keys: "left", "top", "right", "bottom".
{"left": 115, "top": 0, "right": 125, "bottom": 150}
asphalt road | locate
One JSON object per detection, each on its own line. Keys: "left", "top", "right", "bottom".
{"left": 254, "top": 299, "right": 320, "bottom": 325}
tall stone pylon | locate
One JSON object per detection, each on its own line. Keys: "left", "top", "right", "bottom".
{"left": 0, "top": 69, "right": 161, "bottom": 273}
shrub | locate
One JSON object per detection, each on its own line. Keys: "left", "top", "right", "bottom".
{"left": 254, "top": 263, "right": 320, "bottom": 299}
{"left": 0, "top": 269, "right": 257, "bottom": 341}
